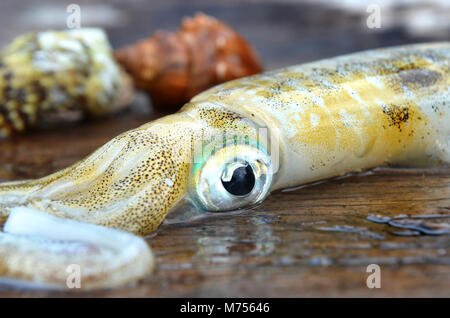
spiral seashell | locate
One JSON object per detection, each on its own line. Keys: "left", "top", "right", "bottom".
{"left": 115, "top": 13, "right": 263, "bottom": 111}
{"left": 0, "top": 28, "right": 134, "bottom": 139}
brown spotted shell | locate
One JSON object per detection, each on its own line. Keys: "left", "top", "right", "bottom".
{"left": 0, "top": 29, "right": 134, "bottom": 139}
{"left": 115, "top": 13, "right": 263, "bottom": 111}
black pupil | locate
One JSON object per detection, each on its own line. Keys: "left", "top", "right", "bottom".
{"left": 222, "top": 165, "right": 255, "bottom": 196}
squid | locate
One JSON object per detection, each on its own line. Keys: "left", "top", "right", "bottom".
{"left": 0, "top": 42, "right": 448, "bottom": 290}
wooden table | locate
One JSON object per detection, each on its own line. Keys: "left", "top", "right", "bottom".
{"left": 0, "top": 0, "right": 448, "bottom": 297}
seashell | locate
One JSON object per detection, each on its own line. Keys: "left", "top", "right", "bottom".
{"left": 115, "top": 13, "right": 263, "bottom": 111}
{"left": 0, "top": 28, "right": 134, "bottom": 139}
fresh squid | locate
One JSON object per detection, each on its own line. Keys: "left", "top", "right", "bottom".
{"left": 0, "top": 43, "right": 448, "bottom": 290}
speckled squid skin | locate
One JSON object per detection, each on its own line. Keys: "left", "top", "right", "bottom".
{"left": 191, "top": 42, "right": 450, "bottom": 190}
{"left": 0, "top": 106, "right": 259, "bottom": 234}
{"left": 0, "top": 43, "right": 448, "bottom": 290}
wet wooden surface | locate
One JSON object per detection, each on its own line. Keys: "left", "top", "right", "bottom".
{"left": 0, "top": 0, "right": 449, "bottom": 297}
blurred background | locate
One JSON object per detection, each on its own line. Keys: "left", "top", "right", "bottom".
{"left": 1, "top": 0, "right": 449, "bottom": 70}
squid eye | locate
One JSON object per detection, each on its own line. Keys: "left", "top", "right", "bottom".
{"left": 189, "top": 144, "right": 273, "bottom": 212}
{"left": 221, "top": 163, "right": 255, "bottom": 196}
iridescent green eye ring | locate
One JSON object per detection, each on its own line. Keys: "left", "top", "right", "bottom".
{"left": 189, "top": 142, "right": 273, "bottom": 212}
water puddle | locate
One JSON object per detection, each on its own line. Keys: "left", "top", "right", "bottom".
{"left": 281, "top": 169, "right": 376, "bottom": 192}
{"left": 367, "top": 213, "right": 450, "bottom": 236}
{"left": 316, "top": 225, "right": 385, "bottom": 240}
